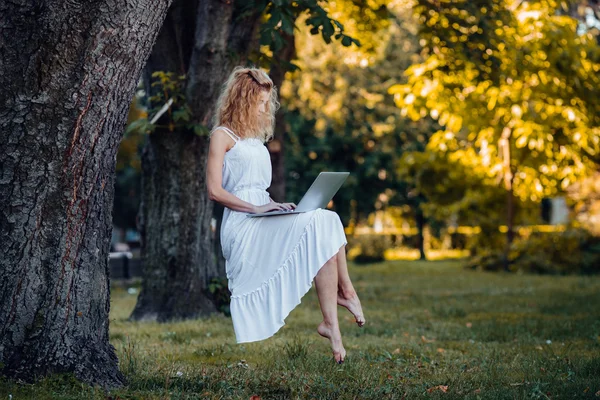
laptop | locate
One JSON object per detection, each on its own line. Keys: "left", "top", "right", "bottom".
{"left": 247, "top": 172, "right": 349, "bottom": 217}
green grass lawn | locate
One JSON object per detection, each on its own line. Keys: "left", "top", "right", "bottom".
{"left": 2, "top": 260, "right": 600, "bottom": 399}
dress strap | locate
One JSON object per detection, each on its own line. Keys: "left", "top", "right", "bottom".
{"left": 213, "top": 126, "right": 241, "bottom": 142}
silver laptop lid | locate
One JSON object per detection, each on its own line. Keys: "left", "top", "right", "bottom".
{"left": 295, "top": 172, "right": 350, "bottom": 212}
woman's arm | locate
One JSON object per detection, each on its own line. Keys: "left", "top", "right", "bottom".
{"left": 207, "top": 129, "right": 288, "bottom": 213}
{"left": 206, "top": 129, "right": 258, "bottom": 213}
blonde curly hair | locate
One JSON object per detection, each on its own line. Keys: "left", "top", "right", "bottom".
{"left": 211, "top": 66, "right": 280, "bottom": 143}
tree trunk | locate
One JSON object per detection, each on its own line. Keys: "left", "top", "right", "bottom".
{"left": 267, "top": 32, "right": 296, "bottom": 202}
{"left": 500, "top": 127, "right": 514, "bottom": 272}
{"left": 416, "top": 205, "right": 427, "bottom": 260}
{"left": 131, "top": 130, "right": 218, "bottom": 320}
{"left": 504, "top": 182, "right": 515, "bottom": 271}
{"left": 0, "top": 0, "right": 171, "bottom": 389}
{"left": 131, "top": 0, "right": 262, "bottom": 321}
{"left": 213, "top": 203, "right": 227, "bottom": 277}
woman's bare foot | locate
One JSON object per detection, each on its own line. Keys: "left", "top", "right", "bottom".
{"left": 317, "top": 320, "right": 346, "bottom": 363}
{"left": 337, "top": 290, "right": 366, "bottom": 327}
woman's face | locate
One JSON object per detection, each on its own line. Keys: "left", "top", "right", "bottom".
{"left": 257, "top": 90, "right": 270, "bottom": 116}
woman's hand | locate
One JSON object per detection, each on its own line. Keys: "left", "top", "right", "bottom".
{"left": 279, "top": 202, "right": 297, "bottom": 210}
{"left": 252, "top": 200, "right": 296, "bottom": 214}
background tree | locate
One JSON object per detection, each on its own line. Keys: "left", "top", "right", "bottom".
{"left": 0, "top": 0, "right": 171, "bottom": 389}
{"left": 113, "top": 97, "right": 146, "bottom": 242}
{"left": 282, "top": 0, "right": 397, "bottom": 226}
{"left": 281, "top": 0, "right": 442, "bottom": 259}
{"left": 390, "top": 0, "right": 600, "bottom": 268}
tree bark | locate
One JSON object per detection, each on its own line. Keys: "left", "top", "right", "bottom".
{"left": 500, "top": 127, "right": 514, "bottom": 272}
{"left": 213, "top": 202, "right": 227, "bottom": 278}
{"left": 504, "top": 180, "right": 515, "bottom": 272}
{"left": 415, "top": 205, "right": 427, "bottom": 260}
{"left": 130, "top": 0, "right": 262, "bottom": 321}
{"left": 131, "top": 129, "right": 219, "bottom": 320}
{"left": 0, "top": 0, "right": 171, "bottom": 389}
{"left": 267, "top": 32, "right": 296, "bottom": 202}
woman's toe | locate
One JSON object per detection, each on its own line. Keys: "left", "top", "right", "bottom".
{"left": 355, "top": 315, "right": 366, "bottom": 327}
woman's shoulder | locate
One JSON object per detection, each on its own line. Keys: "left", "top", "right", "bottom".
{"left": 211, "top": 126, "right": 241, "bottom": 140}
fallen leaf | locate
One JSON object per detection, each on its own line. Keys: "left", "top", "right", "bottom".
{"left": 437, "top": 348, "right": 445, "bottom": 353}
{"left": 427, "top": 385, "right": 448, "bottom": 393}
{"left": 466, "top": 322, "right": 472, "bottom": 328}
{"left": 421, "top": 335, "right": 436, "bottom": 343}
{"left": 473, "top": 389, "right": 481, "bottom": 394}
{"left": 392, "top": 348, "right": 401, "bottom": 354}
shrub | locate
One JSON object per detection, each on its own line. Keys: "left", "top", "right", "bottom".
{"left": 208, "top": 276, "right": 231, "bottom": 315}
{"left": 465, "top": 224, "right": 505, "bottom": 255}
{"left": 348, "top": 234, "right": 393, "bottom": 264}
{"left": 466, "top": 228, "right": 600, "bottom": 274}
{"left": 510, "top": 228, "right": 600, "bottom": 274}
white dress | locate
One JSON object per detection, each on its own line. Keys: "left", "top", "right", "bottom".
{"left": 214, "top": 126, "right": 348, "bottom": 343}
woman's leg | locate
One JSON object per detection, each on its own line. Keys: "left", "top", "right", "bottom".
{"left": 314, "top": 253, "right": 346, "bottom": 363}
{"left": 336, "top": 245, "right": 355, "bottom": 297}
{"left": 336, "top": 245, "right": 366, "bottom": 326}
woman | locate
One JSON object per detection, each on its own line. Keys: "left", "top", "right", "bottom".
{"left": 206, "top": 66, "right": 365, "bottom": 364}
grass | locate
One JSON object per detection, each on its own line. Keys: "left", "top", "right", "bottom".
{"left": 1, "top": 260, "right": 600, "bottom": 399}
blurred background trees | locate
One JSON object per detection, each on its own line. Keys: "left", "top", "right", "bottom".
{"left": 115, "top": 0, "right": 600, "bottom": 284}
{"left": 390, "top": 0, "right": 600, "bottom": 270}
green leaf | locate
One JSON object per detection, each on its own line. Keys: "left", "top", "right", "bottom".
{"left": 260, "top": 29, "right": 272, "bottom": 46}
{"left": 270, "top": 8, "right": 282, "bottom": 28}
{"left": 321, "top": 20, "right": 334, "bottom": 38}
{"left": 263, "top": 14, "right": 280, "bottom": 30}
{"left": 281, "top": 14, "right": 295, "bottom": 35}
{"left": 125, "top": 119, "right": 152, "bottom": 136}
{"left": 333, "top": 20, "right": 344, "bottom": 32}
{"left": 193, "top": 124, "right": 209, "bottom": 137}
{"left": 305, "top": 15, "right": 322, "bottom": 28}
{"left": 273, "top": 32, "right": 284, "bottom": 51}
{"left": 172, "top": 109, "right": 190, "bottom": 123}
{"left": 283, "top": 60, "right": 301, "bottom": 72}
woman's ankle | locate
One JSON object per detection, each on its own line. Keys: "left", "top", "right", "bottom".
{"left": 320, "top": 319, "right": 339, "bottom": 329}
{"left": 338, "top": 286, "right": 357, "bottom": 300}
